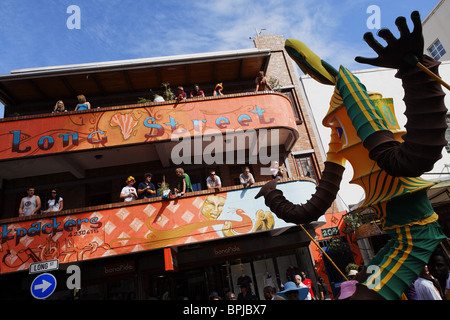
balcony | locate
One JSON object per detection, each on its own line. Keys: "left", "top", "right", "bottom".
{"left": 0, "top": 49, "right": 313, "bottom": 275}
{"left": 0, "top": 92, "right": 298, "bottom": 179}
{"left": 0, "top": 177, "right": 317, "bottom": 275}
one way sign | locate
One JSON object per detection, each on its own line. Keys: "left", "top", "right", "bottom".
{"left": 30, "top": 273, "right": 57, "bottom": 299}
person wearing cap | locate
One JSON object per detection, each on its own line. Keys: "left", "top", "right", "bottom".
{"left": 208, "top": 291, "right": 222, "bottom": 300}
{"left": 274, "top": 281, "right": 309, "bottom": 300}
{"left": 347, "top": 269, "right": 358, "bottom": 280}
{"left": 120, "top": 176, "right": 138, "bottom": 202}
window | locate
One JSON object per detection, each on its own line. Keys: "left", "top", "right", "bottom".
{"left": 281, "top": 89, "right": 302, "bottom": 123}
{"left": 294, "top": 154, "right": 317, "bottom": 182}
{"left": 428, "top": 39, "right": 446, "bottom": 60}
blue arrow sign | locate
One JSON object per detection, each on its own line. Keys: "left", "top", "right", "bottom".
{"left": 30, "top": 273, "right": 57, "bottom": 299}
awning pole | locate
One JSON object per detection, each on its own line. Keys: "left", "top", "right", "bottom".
{"left": 298, "top": 224, "right": 348, "bottom": 281}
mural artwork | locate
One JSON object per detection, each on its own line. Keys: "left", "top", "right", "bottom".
{"left": 0, "top": 180, "right": 316, "bottom": 275}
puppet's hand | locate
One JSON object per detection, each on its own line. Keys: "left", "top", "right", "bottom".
{"left": 254, "top": 179, "right": 278, "bottom": 199}
{"left": 355, "top": 11, "right": 424, "bottom": 71}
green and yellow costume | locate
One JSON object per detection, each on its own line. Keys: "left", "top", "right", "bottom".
{"left": 257, "top": 35, "right": 447, "bottom": 299}
{"left": 326, "top": 65, "right": 446, "bottom": 300}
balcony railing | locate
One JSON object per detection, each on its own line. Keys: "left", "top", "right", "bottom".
{"left": 0, "top": 92, "right": 298, "bottom": 161}
{"left": 0, "top": 177, "right": 317, "bottom": 275}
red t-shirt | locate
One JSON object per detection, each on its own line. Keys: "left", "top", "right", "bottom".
{"left": 303, "top": 279, "right": 315, "bottom": 299}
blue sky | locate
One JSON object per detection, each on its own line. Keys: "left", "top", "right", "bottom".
{"left": 0, "top": 0, "right": 441, "bottom": 117}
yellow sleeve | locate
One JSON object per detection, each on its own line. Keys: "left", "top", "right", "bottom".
{"left": 326, "top": 129, "right": 346, "bottom": 167}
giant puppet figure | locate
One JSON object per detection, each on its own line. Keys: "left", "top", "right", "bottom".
{"left": 256, "top": 11, "right": 447, "bottom": 300}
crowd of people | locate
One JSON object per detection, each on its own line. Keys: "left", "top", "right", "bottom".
{"left": 52, "top": 94, "right": 91, "bottom": 113}
{"left": 119, "top": 166, "right": 257, "bottom": 203}
{"left": 332, "top": 259, "right": 450, "bottom": 300}
{"left": 17, "top": 165, "right": 264, "bottom": 217}
{"left": 207, "top": 255, "right": 450, "bottom": 301}
{"left": 16, "top": 184, "right": 449, "bottom": 301}
{"left": 205, "top": 271, "right": 327, "bottom": 301}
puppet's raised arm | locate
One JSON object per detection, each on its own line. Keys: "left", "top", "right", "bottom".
{"left": 354, "top": 11, "right": 447, "bottom": 177}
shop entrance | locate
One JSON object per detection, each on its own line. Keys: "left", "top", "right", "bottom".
{"left": 142, "top": 247, "right": 315, "bottom": 300}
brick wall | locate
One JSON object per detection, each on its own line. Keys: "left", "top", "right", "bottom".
{"left": 253, "top": 34, "right": 326, "bottom": 175}
{"left": 254, "top": 34, "right": 340, "bottom": 215}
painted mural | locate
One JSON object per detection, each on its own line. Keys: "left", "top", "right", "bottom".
{"left": 0, "top": 180, "right": 316, "bottom": 274}
{"left": 0, "top": 93, "right": 297, "bottom": 161}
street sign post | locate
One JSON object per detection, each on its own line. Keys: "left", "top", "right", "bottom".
{"left": 29, "top": 259, "right": 59, "bottom": 274}
{"left": 30, "top": 273, "right": 57, "bottom": 300}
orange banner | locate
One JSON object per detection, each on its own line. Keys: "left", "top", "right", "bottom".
{"left": 0, "top": 180, "right": 316, "bottom": 275}
{"left": 0, "top": 94, "right": 296, "bottom": 160}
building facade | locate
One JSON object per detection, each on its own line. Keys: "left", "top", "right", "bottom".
{"left": 0, "top": 35, "right": 350, "bottom": 300}
{"left": 423, "top": 0, "right": 450, "bottom": 62}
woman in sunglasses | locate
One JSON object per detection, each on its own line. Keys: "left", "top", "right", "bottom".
{"left": 43, "top": 189, "right": 64, "bottom": 213}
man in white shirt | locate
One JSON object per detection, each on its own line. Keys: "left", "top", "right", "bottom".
{"left": 19, "top": 187, "right": 41, "bottom": 217}
{"left": 295, "top": 275, "right": 312, "bottom": 300}
{"left": 414, "top": 266, "right": 442, "bottom": 300}
{"left": 206, "top": 170, "right": 222, "bottom": 190}
{"left": 239, "top": 167, "right": 255, "bottom": 188}
{"left": 120, "top": 176, "right": 138, "bottom": 202}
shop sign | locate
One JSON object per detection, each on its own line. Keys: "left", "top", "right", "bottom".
{"left": 213, "top": 243, "right": 242, "bottom": 257}
{"left": 0, "top": 180, "right": 316, "bottom": 276}
{"left": 1, "top": 94, "right": 295, "bottom": 161}
{"left": 321, "top": 226, "right": 340, "bottom": 238}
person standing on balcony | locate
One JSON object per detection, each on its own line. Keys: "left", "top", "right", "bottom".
{"left": 19, "top": 187, "right": 41, "bottom": 217}
{"left": 175, "top": 86, "right": 187, "bottom": 102}
{"left": 270, "top": 160, "right": 285, "bottom": 179}
{"left": 255, "top": 71, "right": 272, "bottom": 92}
{"left": 120, "top": 176, "right": 138, "bottom": 202}
{"left": 75, "top": 94, "right": 91, "bottom": 111}
{"left": 213, "top": 83, "right": 223, "bottom": 96}
{"left": 53, "top": 100, "right": 67, "bottom": 113}
{"left": 190, "top": 84, "right": 205, "bottom": 98}
{"left": 239, "top": 167, "right": 255, "bottom": 188}
{"left": 137, "top": 173, "right": 156, "bottom": 199}
{"left": 206, "top": 170, "right": 222, "bottom": 190}
{"left": 42, "top": 188, "right": 64, "bottom": 213}
{"left": 174, "top": 168, "right": 193, "bottom": 196}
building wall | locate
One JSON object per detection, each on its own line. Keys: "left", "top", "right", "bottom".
{"left": 253, "top": 34, "right": 326, "bottom": 176}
